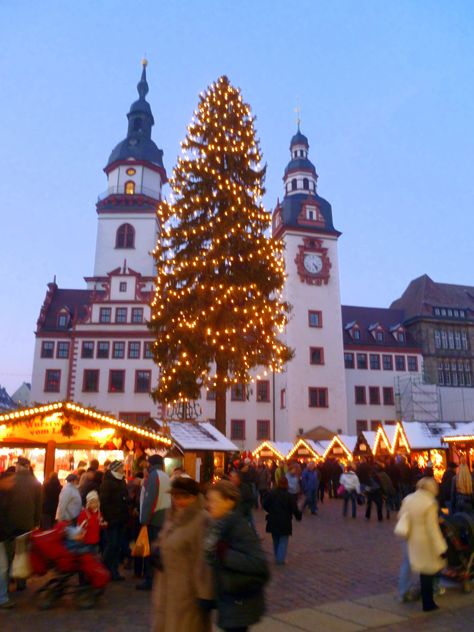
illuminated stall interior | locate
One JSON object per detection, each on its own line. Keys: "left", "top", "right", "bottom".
{"left": 286, "top": 438, "right": 322, "bottom": 463}
{"left": 392, "top": 421, "right": 448, "bottom": 481}
{"left": 369, "top": 426, "right": 392, "bottom": 460}
{"left": 442, "top": 422, "right": 474, "bottom": 472}
{"left": 0, "top": 402, "right": 172, "bottom": 482}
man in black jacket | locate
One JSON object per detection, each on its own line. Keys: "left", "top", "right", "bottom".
{"left": 100, "top": 460, "right": 129, "bottom": 581}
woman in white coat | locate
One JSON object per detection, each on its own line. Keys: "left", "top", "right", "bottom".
{"left": 395, "top": 477, "right": 447, "bottom": 611}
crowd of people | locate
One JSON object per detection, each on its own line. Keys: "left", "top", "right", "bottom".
{"left": 2, "top": 451, "right": 474, "bottom": 627}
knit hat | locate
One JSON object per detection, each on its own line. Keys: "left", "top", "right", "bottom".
{"left": 86, "top": 490, "right": 99, "bottom": 506}
{"left": 109, "top": 460, "right": 123, "bottom": 472}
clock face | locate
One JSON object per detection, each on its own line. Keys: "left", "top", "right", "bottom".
{"left": 304, "top": 253, "right": 323, "bottom": 274}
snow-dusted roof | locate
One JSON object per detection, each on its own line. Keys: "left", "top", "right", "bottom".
{"left": 441, "top": 421, "right": 474, "bottom": 441}
{"left": 400, "top": 421, "right": 448, "bottom": 449}
{"left": 362, "top": 431, "right": 377, "bottom": 451}
{"left": 384, "top": 425, "right": 398, "bottom": 448}
{"left": 306, "top": 439, "right": 324, "bottom": 456}
{"left": 338, "top": 434, "right": 358, "bottom": 454}
{"left": 257, "top": 441, "right": 293, "bottom": 458}
{"left": 153, "top": 420, "right": 238, "bottom": 452}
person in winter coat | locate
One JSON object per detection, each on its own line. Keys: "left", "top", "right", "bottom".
{"left": 56, "top": 473, "right": 82, "bottom": 522}
{"left": 152, "top": 477, "right": 214, "bottom": 632}
{"left": 339, "top": 466, "right": 361, "bottom": 518}
{"left": 395, "top": 477, "right": 447, "bottom": 612}
{"left": 375, "top": 464, "right": 396, "bottom": 519}
{"left": 439, "top": 462, "right": 457, "bottom": 512}
{"left": 137, "top": 454, "right": 171, "bottom": 590}
{"left": 41, "top": 471, "right": 62, "bottom": 529}
{"left": 365, "top": 468, "right": 384, "bottom": 522}
{"left": 228, "top": 469, "right": 254, "bottom": 525}
{"left": 256, "top": 464, "right": 272, "bottom": 508}
{"left": 99, "top": 460, "right": 129, "bottom": 581}
{"left": 451, "top": 462, "right": 474, "bottom": 514}
{"left": 0, "top": 470, "right": 15, "bottom": 608}
{"left": 76, "top": 491, "right": 105, "bottom": 552}
{"left": 205, "top": 479, "right": 270, "bottom": 631}
{"left": 263, "top": 475, "right": 302, "bottom": 564}
{"left": 301, "top": 462, "right": 319, "bottom": 515}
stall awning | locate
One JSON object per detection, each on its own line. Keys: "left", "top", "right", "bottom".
{"left": 0, "top": 402, "right": 172, "bottom": 450}
{"left": 442, "top": 421, "right": 474, "bottom": 444}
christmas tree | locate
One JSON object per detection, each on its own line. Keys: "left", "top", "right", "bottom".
{"left": 149, "top": 75, "right": 292, "bottom": 434}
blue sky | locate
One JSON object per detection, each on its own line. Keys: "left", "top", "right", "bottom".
{"left": 1, "top": 0, "right": 474, "bottom": 392}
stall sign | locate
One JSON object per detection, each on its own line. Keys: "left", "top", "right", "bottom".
{"left": 333, "top": 447, "right": 343, "bottom": 455}
{"left": 0, "top": 415, "right": 114, "bottom": 447}
{"left": 297, "top": 448, "right": 310, "bottom": 456}
{"left": 260, "top": 450, "right": 274, "bottom": 457}
{"left": 359, "top": 444, "right": 367, "bottom": 452}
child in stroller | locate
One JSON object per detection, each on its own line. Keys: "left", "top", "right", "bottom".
{"left": 30, "top": 494, "right": 110, "bottom": 610}
{"left": 440, "top": 512, "right": 474, "bottom": 593}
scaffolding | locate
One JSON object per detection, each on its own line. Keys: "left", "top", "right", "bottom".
{"left": 395, "top": 376, "right": 440, "bottom": 422}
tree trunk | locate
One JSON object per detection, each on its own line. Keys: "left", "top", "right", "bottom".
{"left": 215, "top": 357, "right": 228, "bottom": 436}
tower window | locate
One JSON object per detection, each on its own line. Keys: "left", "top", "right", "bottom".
{"left": 300, "top": 150, "right": 304, "bottom": 157}
{"left": 133, "top": 118, "right": 143, "bottom": 131}
{"left": 291, "top": 179, "right": 297, "bottom": 191}
{"left": 125, "top": 181, "right": 135, "bottom": 195}
{"left": 116, "top": 223, "right": 135, "bottom": 249}
{"left": 303, "top": 178, "right": 309, "bottom": 190}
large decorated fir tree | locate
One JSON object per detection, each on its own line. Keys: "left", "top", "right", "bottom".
{"left": 149, "top": 76, "right": 292, "bottom": 434}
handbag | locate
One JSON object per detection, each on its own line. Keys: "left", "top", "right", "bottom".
{"left": 131, "top": 525, "right": 150, "bottom": 557}
{"left": 337, "top": 484, "right": 346, "bottom": 498}
{"left": 11, "top": 533, "right": 32, "bottom": 579}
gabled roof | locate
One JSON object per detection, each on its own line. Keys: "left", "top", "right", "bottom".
{"left": 36, "top": 283, "right": 95, "bottom": 333}
{"left": 253, "top": 441, "right": 293, "bottom": 460}
{"left": 341, "top": 306, "right": 419, "bottom": 348}
{"left": 390, "top": 274, "right": 474, "bottom": 319}
{"left": 401, "top": 421, "right": 450, "bottom": 450}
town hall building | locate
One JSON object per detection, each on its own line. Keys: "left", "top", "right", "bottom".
{"left": 31, "top": 62, "right": 439, "bottom": 449}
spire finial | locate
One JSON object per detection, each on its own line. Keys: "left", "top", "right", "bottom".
{"left": 295, "top": 99, "right": 301, "bottom": 130}
{"left": 137, "top": 59, "right": 149, "bottom": 99}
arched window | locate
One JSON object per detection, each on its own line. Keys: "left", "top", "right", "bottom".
{"left": 125, "top": 180, "right": 135, "bottom": 195}
{"left": 116, "top": 223, "right": 135, "bottom": 249}
{"left": 291, "top": 179, "right": 297, "bottom": 191}
{"left": 303, "top": 177, "right": 309, "bottom": 190}
{"left": 293, "top": 151, "right": 298, "bottom": 159}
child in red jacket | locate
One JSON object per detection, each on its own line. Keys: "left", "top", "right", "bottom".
{"left": 76, "top": 491, "right": 106, "bottom": 552}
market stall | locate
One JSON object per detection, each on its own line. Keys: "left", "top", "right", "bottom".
{"left": 286, "top": 437, "right": 323, "bottom": 463}
{"left": 252, "top": 440, "right": 293, "bottom": 463}
{"left": 401, "top": 421, "right": 448, "bottom": 481}
{"left": 153, "top": 419, "right": 238, "bottom": 482}
{"left": 0, "top": 401, "right": 172, "bottom": 481}
{"left": 441, "top": 422, "right": 474, "bottom": 471}
{"left": 321, "top": 434, "right": 356, "bottom": 464}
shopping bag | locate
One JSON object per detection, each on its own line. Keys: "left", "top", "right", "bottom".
{"left": 337, "top": 484, "right": 346, "bottom": 498}
{"left": 131, "top": 526, "right": 150, "bottom": 557}
{"left": 11, "top": 533, "right": 32, "bottom": 579}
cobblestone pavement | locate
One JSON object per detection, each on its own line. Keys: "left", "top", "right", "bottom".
{"left": 1, "top": 498, "right": 472, "bottom": 631}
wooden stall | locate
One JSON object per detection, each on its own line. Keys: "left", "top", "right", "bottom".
{"left": 252, "top": 441, "right": 292, "bottom": 464}
{"left": 153, "top": 419, "right": 239, "bottom": 482}
{"left": 442, "top": 423, "right": 474, "bottom": 471}
{"left": 321, "top": 434, "right": 355, "bottom": 464}
{"left": 0, "top": 401, "right": 172, "bottom": 481}
{"left": 286, "top": 438, "right": 322, "bottom": 463}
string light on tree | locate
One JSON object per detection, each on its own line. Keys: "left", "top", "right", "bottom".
{"left": 148, "top": 75, "right": 293, "bottom": 434}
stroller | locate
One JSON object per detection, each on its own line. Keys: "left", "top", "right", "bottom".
{"left": 29, "top": 521, "right": 110, "bottom": 610}
{"left": 440, "top": 512, "right": 474, "bottom": 593}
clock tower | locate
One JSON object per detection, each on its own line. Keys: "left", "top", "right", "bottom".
{"left": 272, "top": 127, "right": 348, "bottom": 439}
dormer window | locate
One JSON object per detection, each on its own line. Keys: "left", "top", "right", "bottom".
{"left": 306, "top": 206, "right": 316, "bottom": 220}
{"left": 353, "top": 329, "right": 361, "bottom": 340}
{"left": 125, "top": 181, "right": 135, "bottom": 195}
{"left": 397, "top": 332, "right": 405, "bottom": 343}
{"left": 376, "top": 331, "right": 384, "bottom": 343}
{"left": 57, "top": 312, "right": 69, "bottom": 329}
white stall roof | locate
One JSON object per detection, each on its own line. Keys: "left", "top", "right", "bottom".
{"left": 362, "top": 431, "right": 378, "bottom": 451}
{"left": 338, "top": 434, "right": 358, "bottom": 453}
{"left": 401, "top": 421, "right": 450, "bottom": 450}
{"left": 153, "top": 420, "right": 238, "bottom": 452}
{"left": 441, "top": 421, "right": 474, "bottom": 440}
